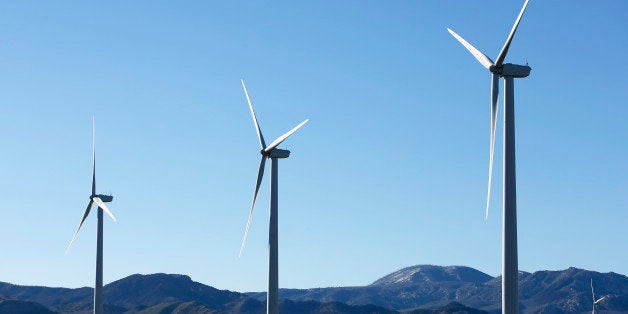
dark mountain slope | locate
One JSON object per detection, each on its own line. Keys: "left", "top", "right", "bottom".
{"left": 279, "top": 299, "right": 396, "bottom": 314}
{"left": 133, "top": 301, "right": 222, "bottom": 314}
{"left": 0, "top": 295, "right": 56, "bottom": 314}
{"left": 408, "top": 301, "right": 489, "bottom": 314}
{"left": 0, "top": 282, "right": 91, "bottom": 308}
{"left": 102, "top": 273, "right": 250, "bottom": 311}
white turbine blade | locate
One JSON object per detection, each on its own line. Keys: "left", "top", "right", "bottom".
{"left": 65, "top": 200, "right": 93, "bottom": 255}
{"left": 239, "top": 156, "right": 266, "bottom": 257}
{"left": 591, "top": 278, "right": 596, "bottom": 302}
{"left": 264, "top": 119, "right": 309, "bottom": 153}
{"left": 595, "top": 296, "right": 606, "bottom": 304}
{"left": 241, "top": 79, "right": 267, "bottom": 149}
{"left": 495, "top": 0, "right": 531, "bottom": 67}
{"left": 447, "top": 28, "right": 494, "bottom": 70}
{"left": 486, "top": 74, "right": 499, "bottom": 220}
{"left": 93, "top": 197, "right": 117, "bottom": 222}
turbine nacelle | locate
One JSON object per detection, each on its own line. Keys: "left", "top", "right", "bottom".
{"left": 91, "top": 194, "right": 113, "bottom": 203}
{"left": 263, "top": 148, "right": 290, "bottom": 159}
{"left": 490, "top": 63, "right": 531, "bottom": 78}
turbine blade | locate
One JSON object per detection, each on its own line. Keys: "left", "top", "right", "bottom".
{"left": 486, "top": 74, "right": 499, "bottom": 220}
{"left": 494, "top": 0, "right": 531, "bottom": 67}
{"left": 595, "top": 296, "right": 606, "bottom": 304}
{"left": 264, "top": 119, "right": 309, "bottom": 153}
{"left": 447, "top": 28, "right": 494, "bottom": 70}
{"left": 241, "top": 79, "right": 267, "bottom": 149}
{"left": 93, "top": 197, "right": 117, "bottom": 222}
{"left": 65, "top": 200, "right": 94, "bottom": 255}
{"left": 239, "top": 156, "right": 266, "bottom": 257}
{"left": 92, "top": 116, "right": 96, "bottom": 196}
{"left": 591, "top": 278, "right": 595, "bottom": 303}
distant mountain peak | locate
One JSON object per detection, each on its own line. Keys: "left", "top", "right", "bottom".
{"left": 117, "top": 273, "right": 192, "bottom": 282}
{"left": 370, "top": 265, "right": 493, "bottom": 286}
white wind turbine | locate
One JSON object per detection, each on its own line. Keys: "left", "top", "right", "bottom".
{"left": 447, "top": 1, "right": 532, "bottom": 313}
{"left": 65, "top": 117, "right": 117, "bottom": 314}
{"left": 591, "top": 278, "right": 606, "bottom": 314}
{"left": 238, "top": 79, "right": 308, "bottom": 314}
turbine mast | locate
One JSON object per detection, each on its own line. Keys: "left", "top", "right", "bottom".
{"left": 94, "top": 207, "right": 104, "bottom": 314}
{"left": 502, "top": 77, "right": 518, "bottom": 314}
{"left": 268, "top": 158, "right": 279, "bottom": 314}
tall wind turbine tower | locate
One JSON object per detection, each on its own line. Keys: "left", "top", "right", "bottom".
{"left": 447, "top": 1, "right": 532, "bottom": 313}
{"left": 65, "top": 117, "right": 117, "bottom": 314}
{"left": 238, "top": 80, "right": 308, "bottom": 314}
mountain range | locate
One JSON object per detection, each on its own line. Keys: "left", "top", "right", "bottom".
{"left": 0, "top": 265, "right": 626, "bottom": 313}
{"left": 248, "top": 265, "right": 628, "bottom": 313}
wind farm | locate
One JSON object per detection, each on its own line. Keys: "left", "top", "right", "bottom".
{"left": 0, "top": 1, "right": 627, "bottom": 313}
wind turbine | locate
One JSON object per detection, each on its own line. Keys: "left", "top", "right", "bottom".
{"left": 591, "top": 278, "right": 606, "bottom": 314}
{"left": 238, "top": 79, "right": 308, "bottom": 314}
{"left": 447, "top": 1, "right": 532, "bottom": 313}
{"left": 65, "top": 117, "right": 117, "bottom": 314}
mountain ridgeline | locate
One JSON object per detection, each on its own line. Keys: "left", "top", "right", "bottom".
{"left": 247, "top": 265, "right": 628, "bottom": 313}
{"left": 0, "top": 265, "right": 626, "bottom": 313}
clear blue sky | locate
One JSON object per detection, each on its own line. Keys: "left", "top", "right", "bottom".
{"left": 0, "top": 1, "right": 626, "bottom": 292}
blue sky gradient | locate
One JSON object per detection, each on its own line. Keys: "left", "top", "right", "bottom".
{"left": 0, "top": 1, "right": 626, "bottom": 292}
